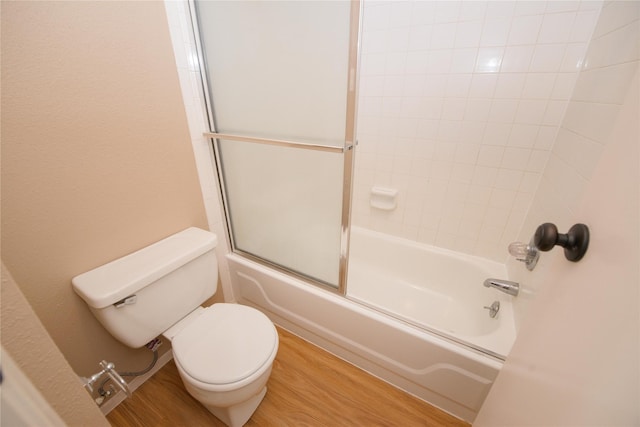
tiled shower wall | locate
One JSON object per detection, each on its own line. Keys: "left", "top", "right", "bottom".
{"left": 507, "top": 0, "right": 640, "bottom": 327}
{"left": 353, "top": 0, "right": 602, "bottom": 262}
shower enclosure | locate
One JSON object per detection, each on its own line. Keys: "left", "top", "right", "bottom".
{"left": 194, "top": 0, "right": 359, "bottom": 291}
{"left": 189, "top": 0, "right": 601, "bottom": 366}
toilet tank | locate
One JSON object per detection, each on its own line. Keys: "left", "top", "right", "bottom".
{"left": 72, "top": 227, "right": 218, "bottom": 348}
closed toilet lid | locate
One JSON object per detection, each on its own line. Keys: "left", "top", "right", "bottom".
{"left": 172, "top": 304, "right": 277, "bottom": 385}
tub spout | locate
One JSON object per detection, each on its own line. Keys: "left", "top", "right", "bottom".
{"left": 483, "top": 278, "right": 519, "bottom": 296}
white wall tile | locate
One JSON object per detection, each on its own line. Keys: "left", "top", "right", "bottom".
{"left": 411, "top": 2, "right": 435, "bottom": 26}
{"left": 446, "top": 73, "right": 473, "bottom": 96}
{"left": 387, "top": 28, "right": 411, "bottom": 51}
{"left": 459, "top": 1, "right": 487, "bottom": 21}
{"left": 460, "top": 120, "right": 487, "bottom": 143}
{"left": 508, "top": 15, "right": 544, "bottom": 45}
{"left": 451, "top": 48, "right": 479, "bottom": 73}
{"left": 365, "top": 4, "right": 391, "bottom": 31}
{"left": 390, "top": 1, "right": 414, "bottom": 27}
{"left": 434, "top": 1, "right": 462, "bottom": 23}
{"left": 488, "top": 99, "right": 518, "bottom": 123}
{"left": 562, "top": 101, "right": 621, "bottom": 143}
{"left": 478, "top": 145, "right": 505, "bottom": 167}
{"left": 538, "top": 12, "right": 575, "bottom": 44}
{"left": 515, "top": 99, "right": 548, "bottom": 124}
{"left": 483, "top": 122, "right": 512, "bottom": 146}
{"left": 529, "top": 44, "right": 567, "bottom": 72}
{"left": 431, "top": 23, "right": 458, "bottom": 49}
{"left": 408, "top": 25, "right": 432, "bottom": 51}
{"left": 442, "top": 99, "right": 467, "bottom": 120}
{"left": 455, "top": 143, "right": 480, "bottom": 164}
{"left": 545, "top": 1, "right": 580, "bottom": 14}
{"left": 522, "top": 73, "right": 556, "bottom": 98}
{"left": 561, "top": 42, "right": 588, "bottom": 71}
{"left": 495, "top": 169, "right": 524, "bottom": 190}
{"left": 574, "top": 62, "right": 638, "bottom": 103}
{"left": 570, "top": 10, "right": 600, "bottom": 42}
{"left": 465, "top": 98, "right": 492, "bottom": 121}
{"left": 489, "top": 188, "right": 517, "bottom": 209}
{"left": 495, "top": 74, "right": 527, "bottom": 98}
{"left": 519, "top": 171, "right": 541, "bottom": 193}
{"left": 526, "top": 149, "right": 551, "bottom": 172}
{"left": 553, "top": 128, "right": 603, "bottom": 179}
{"left": 551, "top": 73, "right": 578, "bottom": 99}
{"left": 501, "top": 45, "right": 535, "bottom": 72}
{"left": 475, "top": 47, "right": 504, "bottom": 72}
{"left": 481, "top": 18, "right": 512, "bottom": 46}
{"left": 354, "top": 0, "right": 603, "bottom": 262}
{"left": 534, "top": 125, "right": 559, "bottom": 150}
{"left": 455, "top": 21, "right": 483, "bottom": 47}
{"left": 515, "top": 1, "right": 548, "bottom": 16}
{"left": 591, "top": 0, "right": 639, "bottom": 38}
{"left": 426, "top": 50, "right": 454, "bottom": 73}
{"left": 509, "top": 123, "right": 539, "bottom": 148}
{"left": 469, "top": 74, "right": 498, "bottom": 97}
{"left": 542, "top": 100, "right": 568, "bottom": 126}
{"left": 486, "top": 1, "right": 516, "bottom": 19}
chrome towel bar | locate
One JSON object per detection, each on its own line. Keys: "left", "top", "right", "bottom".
{"left": 203, "top": 132, "right": 350, "bottom": 153}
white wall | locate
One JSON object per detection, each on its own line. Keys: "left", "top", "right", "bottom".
{"left": 354, "top": 0, "right": 602, "bottom": 262}
{"left": 476, "top": 1, "right": 639, "bottom": 424}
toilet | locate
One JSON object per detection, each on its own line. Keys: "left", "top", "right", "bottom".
{"left": 72, "top": 227, "right": 278, "bottom": 427}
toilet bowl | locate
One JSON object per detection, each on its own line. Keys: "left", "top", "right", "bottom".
{"left": 71, "top": 227, "right": 278, "bottom": 427}
{"left": 164, "top": 304, "right": 278, "bottom": 426}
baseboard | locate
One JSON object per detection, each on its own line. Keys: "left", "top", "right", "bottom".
{"left": 99, "top": 350, "right": 174, "bottom": 415}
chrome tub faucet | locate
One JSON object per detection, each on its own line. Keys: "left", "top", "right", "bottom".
{"left": 483, "top": 278, "right": 519, "bottom": 296}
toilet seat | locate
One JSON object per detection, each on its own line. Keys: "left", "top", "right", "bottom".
{"left": 172, "top": 304, "right": 278, "bottom": 386}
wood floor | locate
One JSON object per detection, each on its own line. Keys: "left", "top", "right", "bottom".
{"left": 107, "top": 327, "right": 469, "bottom": 427}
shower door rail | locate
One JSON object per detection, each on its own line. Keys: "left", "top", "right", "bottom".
{"left": 202, "top": 132, "right": 351, "bottom": 154}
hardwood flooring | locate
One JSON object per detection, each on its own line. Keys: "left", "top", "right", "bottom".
{"left": 107, "top": 327, "right": 469, "bottom": 427}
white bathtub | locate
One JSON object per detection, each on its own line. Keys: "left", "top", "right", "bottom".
{"left": 348, "top": 226, "right": 516, "bottom": 359}
{"left": 227, "top": 227, "right": 517, "bottom": 422}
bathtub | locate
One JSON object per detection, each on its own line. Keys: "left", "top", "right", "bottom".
{"left": 227, "top": 228, "right": 516, "bottom": 422}
{"left": 348, "top": 226, "right": 516, "bottom": 359}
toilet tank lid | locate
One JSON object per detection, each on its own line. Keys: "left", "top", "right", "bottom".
{"left": 72, "top": 227, "right": 217, "bottom": 309}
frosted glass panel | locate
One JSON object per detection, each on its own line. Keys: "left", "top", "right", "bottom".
{"left": 196, "top": 1, "right": 350, "bottom": 147}
{"left": 219, "top": 140, "right": 344, "bottom": 286}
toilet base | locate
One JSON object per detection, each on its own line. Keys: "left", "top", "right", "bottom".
{"left": 204, "top": 386, "right": 267, "bottom": 427}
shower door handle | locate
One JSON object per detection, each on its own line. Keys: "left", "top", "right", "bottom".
{"left": 203, "top": 132, "right": 346, "bottom": 154}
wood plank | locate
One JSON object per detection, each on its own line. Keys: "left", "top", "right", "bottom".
{"left": 107, "top": 327, "right": 469, "bottom": 426}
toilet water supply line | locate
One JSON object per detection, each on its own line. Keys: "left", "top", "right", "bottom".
{"left": 83, "top": 338, "right": 162, "bottom": 405}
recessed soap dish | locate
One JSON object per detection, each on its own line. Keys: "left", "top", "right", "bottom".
{"left": 370, "top": 186, "right": 398, "bottom": 211}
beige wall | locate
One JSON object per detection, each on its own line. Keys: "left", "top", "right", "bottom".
{"left": 1, "top": 264, "right": 110, "bottom": 426}
{"left": 1, "top": 0, "right": 208, "bottom": 378}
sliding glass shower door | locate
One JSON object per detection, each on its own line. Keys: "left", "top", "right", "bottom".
{"left": 193, "top": 1, "right": 359, "bottom": 288}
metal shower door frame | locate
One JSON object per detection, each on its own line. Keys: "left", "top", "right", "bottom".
{"left": 188, "top": 0, "right": 362, "bottom": 294}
